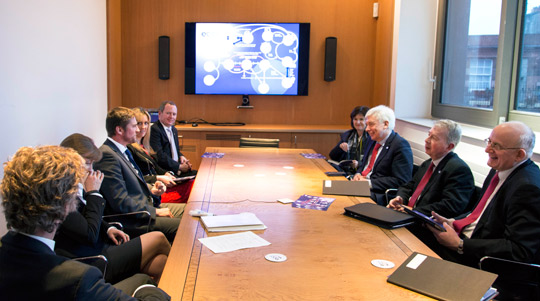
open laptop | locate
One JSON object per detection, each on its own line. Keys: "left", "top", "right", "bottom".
{"left": 322, "top": 180, "right": 371, "bottom": 197}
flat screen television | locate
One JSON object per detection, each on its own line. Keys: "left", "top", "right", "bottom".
{"left": 185, "top": 22, "right": 310, "bottom": 96}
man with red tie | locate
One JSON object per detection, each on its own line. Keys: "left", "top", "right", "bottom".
{"left": 387, "top": 120, "right": 474, "bottom": 218}
{"left": 352, "top": 105, "right": 413, "bottom": 205}
{"left": 427, "top": 121, "right": 540, "bottom": 267}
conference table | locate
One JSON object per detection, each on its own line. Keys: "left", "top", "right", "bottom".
{"left": 159, "top": 147, "right": 438, "bottom": 300}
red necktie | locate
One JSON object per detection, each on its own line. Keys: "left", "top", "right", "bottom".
{"left": 408, "top": 163, "right": 435, "bottom": 208}
{"left": 361, "top": 143, "right": 381, "bottom": 176}
{"left": 453, "top": 172, "right": 500, "bottom": 234}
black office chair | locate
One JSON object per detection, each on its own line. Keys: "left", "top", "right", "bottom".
{"left": 103, "top": 211, "right": 152, "bottom": 238}
{"left": 239, "top": 137, "right": 279, "bottom": 148}
{"left": 479, "top": 256, "right": 540, "bottom": 300}
{"left": 73, "top": 255, "right": 108, "bottom": 276}
{"left": 384, "top": 164, "right": 421, "bottom": 205}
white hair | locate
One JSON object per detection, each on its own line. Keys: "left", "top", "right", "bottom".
{"left": 365, "top": 105, "right": 395, "bottom": 130}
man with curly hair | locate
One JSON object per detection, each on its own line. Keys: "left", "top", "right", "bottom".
{"left": 0, "top": 146, "right": 170, "bottom": 300}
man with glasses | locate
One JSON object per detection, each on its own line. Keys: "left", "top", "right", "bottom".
{"left": 426, "top": 121, "right": 540, "bottom": 267}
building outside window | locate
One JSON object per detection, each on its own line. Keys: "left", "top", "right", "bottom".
{"left": 432, "top": 0, "right": 540, "bottom": 131}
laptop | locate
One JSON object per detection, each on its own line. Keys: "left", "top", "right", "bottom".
{"left": 387, "top": 252, "right": 498, "bottom": 300}
{"left": 322, "top": 180, "right": 371, "bottom": 197}
{"left": 343, "top": 203, "right": 415, "bottom": 229}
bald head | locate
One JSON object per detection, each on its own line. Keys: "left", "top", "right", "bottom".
{"left": 486, "top": 122, "right": 535, "bottom": 171}
{"left": 496, "top": 122, "right": 535, "bottom": 158}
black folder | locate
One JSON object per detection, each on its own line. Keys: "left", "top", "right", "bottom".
{"left": 387, "top": 252, "right": 498, "bottom": 300}
{"left": 343, "top": 203, "right": 415, "bottom": 229}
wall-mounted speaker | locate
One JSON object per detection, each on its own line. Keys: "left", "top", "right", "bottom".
{"left": 324, "top": 37, "right": 337, "bottom": 82}
{"left": 159, "top": 36, "right": 170, "bottom": 80}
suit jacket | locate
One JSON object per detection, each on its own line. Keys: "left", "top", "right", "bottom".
{"left": 459, "top": 159, "right": 540, "bottom": 266}
{"left": 358, "top": 131, "right": 413, "bottom": 205}
{"left": 55, "top": 194, "right": 109, "bottom": 258}
{"left": 94, "top": 139, "right": 157, "bottom": 219}
{"left": 0, "top": 231, "right": 168, "bottom": 300}
{"left": 397, "top": 152, "right": 474, "bottom": 218}
{"left": 150, "top": 121, "right": 183, "bottom": 173}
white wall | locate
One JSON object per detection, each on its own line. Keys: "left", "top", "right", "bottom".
{"left": 0, "top": 0, "right": 107, "bottom": 236}
{"left": 392, "top": 0, "right": 438, "bottom": 119}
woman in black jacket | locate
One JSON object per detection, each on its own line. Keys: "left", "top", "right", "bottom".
{"left": 329, "top": 106, "right": 371, "bottom": 175}
{"left": 55, "top": 133, "right": 171, "bottom": 284}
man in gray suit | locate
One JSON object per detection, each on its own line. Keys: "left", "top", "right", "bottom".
{"left": 94, "top": 107, "right": 183, "bottom": 242}
{"left": 0, "top": 145, "right": 170, "bottom": 300}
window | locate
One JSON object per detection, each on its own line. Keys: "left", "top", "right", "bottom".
{"left": 432, "top": 0, "right": 540, "bottom": 131}
{"left": 468, "top": 59, "right": 493, "bottom": 92}
{"left": 514, "top": 4, "right": 540, "bottom": 114}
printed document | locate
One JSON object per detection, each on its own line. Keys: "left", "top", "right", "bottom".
{"left": 199, "top": 231, "right": 271, "bottom": 253}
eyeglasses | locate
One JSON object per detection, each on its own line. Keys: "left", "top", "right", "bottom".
{"left": 484, "top": 138, "right": 522, "bottom": 151}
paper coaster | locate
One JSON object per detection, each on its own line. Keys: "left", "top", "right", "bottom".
{"left": 265, "top": 253, "right": 287, "bottom": 262}
{"left": 371, "top": 259, "right": 395, "bottom": 269}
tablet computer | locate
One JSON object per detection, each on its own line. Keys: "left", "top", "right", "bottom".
{"left": 400, "top": 205, "right": 446, "bottom": 232}
{"left": 174, "top": 175, "right": 196, "bottom": 182}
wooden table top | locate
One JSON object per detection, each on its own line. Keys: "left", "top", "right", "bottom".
{"left": 159, "top": 147, "right": 437, "bottom": 300}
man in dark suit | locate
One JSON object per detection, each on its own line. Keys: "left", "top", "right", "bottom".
{"left": 0, "top": 145, "right": 170, "bottom": 300}
{"left": 353, "top": 105, "right": 413, "bottom": 205}
{"left": 387, "top": 119, "right": 474, "bottom": 218}
{"left": 94, "top": 107, "right": 183, "bottom": 242}
{"left": 149, "top": 100, "right": 195, "bottom": 176}
{"left": 428, "top": 121, "right": 540, "bottom": 267}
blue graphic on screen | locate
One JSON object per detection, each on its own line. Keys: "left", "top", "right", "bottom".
{"left": 195, "top": 23, "right": 300, "bottom": 95}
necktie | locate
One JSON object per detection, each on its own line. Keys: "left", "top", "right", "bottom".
{"left": 407, "top": 163, "right": 435, "bottom": 208}
{"left": 453, "top": 172, "right": 500, "bottom": 234}
{"left": 125, "top": 149, "right": 144, "bottom": 178}
{"left": 361, "top": 143, "right": 381, "bottom": 176}
{"left": 167, "top": 128, "right": 179, "bottom": 162}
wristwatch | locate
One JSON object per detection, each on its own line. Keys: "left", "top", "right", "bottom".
{"left": 457, "top": 239, "right": 464, "bottom": 254}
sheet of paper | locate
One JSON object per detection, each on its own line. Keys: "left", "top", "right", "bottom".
{"left": 199, "top": 231, "right": 271, "bottom": 253}
{"left": 277, "top": 198, "right": 294, "bottom": 204}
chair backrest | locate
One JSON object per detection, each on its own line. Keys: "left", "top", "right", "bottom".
{"left": 74, "top": 255, "right": 108, "bottom": 276}
{"left": 463, "top": 186, "right": 483, "bottom": 215}
{"left": 239, "top": 137, "right": 279, "bottom": 148}
{"left": 479, "top": 256, "right": 540, "bottom": 300}
{"left": 103, "top": 210, "right": 152, "bottom": 237}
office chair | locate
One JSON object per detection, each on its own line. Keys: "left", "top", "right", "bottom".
{"left": 103, "top": 211, "right": 152, "bottom": 237}
{"left": 73, "top": 255, "right": 108, "bottom": 276}
{"left": 479, "top": 256, "right": 540, "bottom": 300}
{"left": 384, "top": 164, "right": 421, "bottom": 205}
{"left": 239, "top": 137, "right": 279, "bottom": 148}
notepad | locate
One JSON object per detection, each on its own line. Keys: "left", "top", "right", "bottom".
{"left": 200, "top": 212, "right": 267, "bottom": 232}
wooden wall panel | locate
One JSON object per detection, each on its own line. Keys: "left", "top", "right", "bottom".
{"left": 372, "top": 0, "right": 395, "bottom": 108}
{"left": 112, "top": 0, "right": 394, "bottom": 125}
{"left": 107, "top": 0, "right": 122, "bottom": 108}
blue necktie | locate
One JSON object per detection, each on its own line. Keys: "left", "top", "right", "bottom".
{"left": 125, "top": 149, "right": 144, "bottom": 179}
